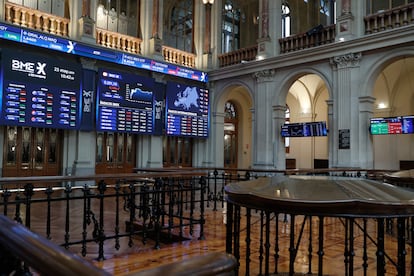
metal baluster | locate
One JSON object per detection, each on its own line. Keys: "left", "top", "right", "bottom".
{"left": 199, "top": 176, "right": 206, "bottom": 240}
{"left": 245, "top": 208, "right": 251, "bottom": 275}
{"left": 23, "top": 183, "right": 34, "bottom": 228}
{"left": 397, "top": 217, "right": 406, "bottom": 275}
{"left": 318, "top": 216, "right": 325, "bottom": 276}
{"left": 45, "top": 186, "right": 53, "bottom": 240}
{"left": 97, "top": 180, "right": 107, "bottom": 261}
{"left": 308, "top": 216, "right": 313, "bottom": 275}
{"left": 64, "top": 184, "right": 72, "bottom": 249}
{"left": 362, "top": 218, "right": 368, "bottom": 275}
{"left": 377, "top": 218, "right": 385, "bottom": 275}
{"left": 274, "top": 213, "right": 280, "bottom": 275}
{"left": 289, "top": 214, "right": 296, "bottom": 275}
{"left": 265, "top": 211, "right": 271, "bottom": 275}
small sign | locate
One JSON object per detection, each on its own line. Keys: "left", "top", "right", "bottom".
{"left": 339, "top": 129, "right": 350, "bottom": 149}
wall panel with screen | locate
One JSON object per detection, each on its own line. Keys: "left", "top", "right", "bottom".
{"left": 96, "top": 69, "right": 155, "bottom": 134}
{"left": 165, "top": 81, "right": 209, "bottom": 138}
{"left": 370, "top": 116, "right": 414, "bottom": 135}
{"left": 281, "top": 121, "right": 328, "bottom": 137}
{"left": 0, "top": 48, "right": 82, "bottom": 129}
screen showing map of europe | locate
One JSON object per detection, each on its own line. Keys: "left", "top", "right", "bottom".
{"left": 165, "top": 81, "right": 209, "bottom": 138}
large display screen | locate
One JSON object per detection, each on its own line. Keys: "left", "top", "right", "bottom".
{"left": 370, "top": 115, "right": 414, "bottom": 135}
{"left": 281, "top": 121, "right": 328, "bottom": 137}
{"left": 0, "top": 48, "right": 82, "bottom": 129}
{"left": 165, "top": 82, "right": 209, "bottom": 138}
{"left": 96, "top": 69, "right": 155, "bottom": 134}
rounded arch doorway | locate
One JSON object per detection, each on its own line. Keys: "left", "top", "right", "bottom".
{"left": 224, "top": 101, "right": 238, "bottom": 169}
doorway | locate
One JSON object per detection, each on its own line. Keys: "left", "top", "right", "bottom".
{"left": 2, "top": 126, "right": 63, "bottom": 177}
{"left": 95, "top": 132, "right": 136, "bottom": 174}
{"left": 224, "top": 101, "right": 238, "bottom": 169}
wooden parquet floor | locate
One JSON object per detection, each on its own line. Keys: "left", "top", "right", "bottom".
{"left": 21, "top": 195, "right": 410, "bottom": 275}
{"left": 91, "top": 209, "right": 408, "bottom": 276}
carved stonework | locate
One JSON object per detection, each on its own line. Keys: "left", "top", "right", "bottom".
{"left": 330, "top": 52, "right": 362, "bottom": 69}
{"left": 253, "top": 69, "right": 276, "bottom": 82}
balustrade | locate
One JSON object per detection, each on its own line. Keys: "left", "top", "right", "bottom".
{"left": 218, "top": 45, "right": 258, "bottom": 67}
{"left": 279, "top": 24, "right": 336, "bottom": 54}
{"left": 162, "top": 45, "right": 196, "bottom": 68}
{"left": 5, "top": 1, "right": 69, "bottom": 37}
{"left": 96, "top": 28, "right": 141, "bottom": 55}
{"left": 364, "top": 3, "right": 414, "bottom": 34}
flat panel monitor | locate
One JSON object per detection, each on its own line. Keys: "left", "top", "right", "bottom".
{"left": 165, "top": 81, "right": 209, "bottom": 138}
{"left": 281, "top": 121, "right": 328, "bottom": 137}
{"left": 370, "top": 115, "right": 414, "bottom": 135}
{"left": 0, "top": 48, "right": 82, "bottom": 129}
{"left": 96, "top": 69, "right": 154, "bottom": 134}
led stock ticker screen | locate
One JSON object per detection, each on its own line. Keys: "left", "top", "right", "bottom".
{"left": 96, "top": 69, "right": 155, "bottom": 134}
{"left": 281, "top": 121, "right": 328, "bottom": 137}
{"left": 370, "top": 115, "right": 414, "bottom": 135}
{"left": 0, "top": 49, "right": 81, "bottom": 129}
{"left": 165, "top": 82, "right": 209, "bottom": 138}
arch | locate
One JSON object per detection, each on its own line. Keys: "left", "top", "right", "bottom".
{"left": 275, "top": 67, "right": 332, "bottom": 106}
{"left": 213, "top": 81, "right": 254, "bottom": 169}
{"left": 361, "top": 47, "right": 414, "bottom": 98}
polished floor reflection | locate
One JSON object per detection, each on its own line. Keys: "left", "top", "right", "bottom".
{"left": 86, "top": 208, "right": 409, "bottom": 275}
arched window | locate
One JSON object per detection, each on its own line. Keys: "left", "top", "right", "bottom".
{"left": 96, "top": 0, "right": 138, "bottom": 36}
{"left": 163, "top": 0, "right": 194, "bottom": 53}
{"left": 281, "top": 2, "right": 291, "bottom": 38}
{"left": 222, "top": 0, "right": 241, "bottom": 53}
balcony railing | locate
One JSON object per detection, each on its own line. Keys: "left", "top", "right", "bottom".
{"left": 364, "top": 3, "right": 414, "bottom": 34}
{"left": 162, "top": 45, "right": 196, "bottom": 68}
{"left": 96, "top": 28, "right": 141, "bottom": 55}
{"left": 279, "top": 24, "right": 336, "bottom": 54}
{"left": 218, "top": 45, "right": 258, "bottom": 67}
{"left": 4, "top": 1, "right": 69, "bottom": 37}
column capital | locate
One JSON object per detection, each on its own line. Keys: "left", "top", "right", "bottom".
{"left": 253, "top": 69, "right": 276, "bottom": 82}
{"left": 330, "top": 52, "right": 362, "bottom": 69}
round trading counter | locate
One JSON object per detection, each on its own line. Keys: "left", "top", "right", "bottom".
{"left": 224, "top": 175, "right": 414, "bottom": 275}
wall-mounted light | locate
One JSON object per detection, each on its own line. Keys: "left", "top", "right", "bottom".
{"left": 377, "top": 102, "right": 386, "bottom": 109}
{"left": 202, "top": 0, "right": 214, "bottom": 4}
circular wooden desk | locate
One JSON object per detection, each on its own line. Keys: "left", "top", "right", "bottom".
{"left": 225, "top": 175, "right": 414, "bottom": 275}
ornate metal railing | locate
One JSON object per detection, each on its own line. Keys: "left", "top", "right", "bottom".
{"left": 225, "top": 174, "right": 414, "bottom": 275}
{"left": 0, "top": 172, "right": 207, "bottom": 274}
{"left": 4, "top": 1, "right": 69, "bottom": 37}
{"left": 364, "top": 3, "right": 414, "bottom": 34}
{"left": 279, "top": 24, "right": 336, "bottom": 54}
{"left": 218, "top": 45, "right": 258, "bottom": 67}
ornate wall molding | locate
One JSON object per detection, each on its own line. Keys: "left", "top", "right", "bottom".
{"left": 330, "top": 52, "right": 362, "bottom": 69}
{"left": 253, "top": 69, "right": 276, "bottom": 82}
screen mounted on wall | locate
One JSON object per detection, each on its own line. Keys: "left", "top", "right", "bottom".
{"left": 96, "top": 69, "right": 155, "bottom": 134}
{"left": 165, "top": 81, "right": 209, "bottom": 138}
{"left": 0, "top": 48, "right": 82, "bottom": 129}
{"left": 370, "top": 115, "right": 414, "bottom": 135}
{"left": 281, "top": 121, "right": 328, "bottom": 137}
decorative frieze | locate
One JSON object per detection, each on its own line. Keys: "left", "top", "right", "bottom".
{"left": 253, "top": 69, "right": 276, "bottom": 82}
{"left": 330, "top": 52, "right": 362, "bottom": 69}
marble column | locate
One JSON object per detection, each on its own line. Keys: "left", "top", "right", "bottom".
{"left": 330, "top": 52, "right": 363, "bottom": 168}
{"left": 252, "top": 69, "right": 277, "bottom": 169}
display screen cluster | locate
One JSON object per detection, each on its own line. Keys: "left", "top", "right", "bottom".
{"left": 281, "top": 121, "right": 328, "bottom": 137}
{"left": 0, "top": 49, "right": 81, "bottom": 129}
{"left": 370, "top": 115, "right": 414, "bottom": 135}
{"left": 165, "top": 82, "right": 209, "bottom": 137}
{"left": 96, "top": 69, "right": 155, "bottom": 134}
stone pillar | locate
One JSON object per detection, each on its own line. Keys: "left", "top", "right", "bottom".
{"left": 78, "top": 0, "right": 95, "bottom": 43}
{"left": 336, "top": 0, "right": 354, "bottom": 41}
{"left": 201, "top": 1, "right": 214, "bottom": 69}
{"left": 252, "top": 69, "right": 276, "bottom": 169}
{"left": 326, "top": 99, "right": 335, "bottom": 167}
{"left": 257, "top": 0, "right": 281, "bottom": 59}
{"left": 273, "top": 105, "right": 287, "bottom": 169}
{"left": 148, "top": 0, "right": 163, "bottom": 60}
{"left": 330, "top": 52, "right": 362, "bottom": 168}
{"left": 358, "top": 96, "right": 376, "bottom": 169}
